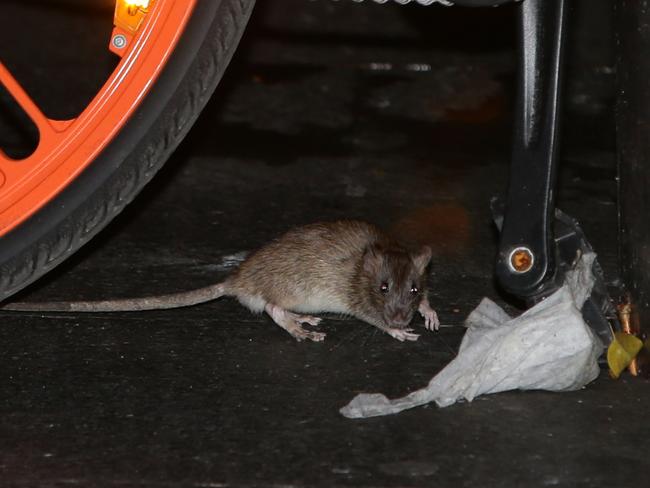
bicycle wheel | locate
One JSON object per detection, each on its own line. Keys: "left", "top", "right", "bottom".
{"left": 0, "top": 0, "right": 255, "bottom": 301}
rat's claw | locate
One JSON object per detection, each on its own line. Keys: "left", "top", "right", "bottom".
{"left": 403, "top": 331, "right": 420, "bottom": 341}
{"left": 296, "top": 314, "right": 322, "bottom": 327}
{"left": 424, "top": 313, "right": 439, "bottom": 331}
{"left": 386, "top": 327, "right": 420, "bottom": 342}
{"left": 418, "top": 298, "right": 440, "bottom": 331}
{"left": 294, "top": 329, "right": 327, "bottom": 342}
{"left": 287, "top": 324, "right": 326, "bottom": 342}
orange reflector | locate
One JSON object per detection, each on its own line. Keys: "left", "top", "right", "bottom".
{"left": 110, "top": 0, "right": 153, "bottom": 57}
{"left": 114, "top": 0, "right": 151, "bottom": 34}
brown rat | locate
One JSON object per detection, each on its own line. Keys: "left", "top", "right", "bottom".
{"left": 2, "top": 220, "right": 439, "bottom": 342}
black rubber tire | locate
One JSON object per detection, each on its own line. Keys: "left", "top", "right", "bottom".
{"left": 0, "top": 0, "right": 256, "bottom": 302}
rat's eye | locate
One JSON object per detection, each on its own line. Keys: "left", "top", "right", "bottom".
{"left": 380, "top": 282, "right": 389, "bottom": 294}
{"left": 410, "top": 284, "right": 418, "bottom": 294}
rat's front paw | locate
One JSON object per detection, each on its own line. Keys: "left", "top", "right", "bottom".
{"left": 418, "top": 299, "right": 440, "bottom": 331}
{"left": 422, "top": 309, "right": 439, "bottom": 331}
{"left": 386, "top": 327, "right": 420, "bottom": 342}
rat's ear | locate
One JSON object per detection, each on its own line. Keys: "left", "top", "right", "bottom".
{"left": 363, "top": 244, "right": 384, "bottom": 275}
{"left": 412, "top": 245, "right": 432, "bottom": 274}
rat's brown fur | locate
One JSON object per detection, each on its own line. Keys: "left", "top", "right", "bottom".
{"left": 222, "top": 220, "right": 434, "bottom": 339}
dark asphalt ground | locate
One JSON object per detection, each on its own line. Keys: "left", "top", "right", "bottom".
{"left": 1, "top": 1, "right": 649, "bottom": 487}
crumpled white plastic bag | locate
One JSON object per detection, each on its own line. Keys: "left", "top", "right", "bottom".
{"left": 341, "top": 252, "right": 604, "bottom": 418}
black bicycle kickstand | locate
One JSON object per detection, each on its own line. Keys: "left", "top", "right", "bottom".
{"left": 493, "top": 0, "right": 619, "bottom": 347}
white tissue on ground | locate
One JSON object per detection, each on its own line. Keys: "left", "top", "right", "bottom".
{"left": 340, "top": 252, "right": 604, "bottom": 419}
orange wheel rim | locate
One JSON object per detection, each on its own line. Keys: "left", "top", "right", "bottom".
{"left": 0, "top": 0, "right": 197, "bottom": 236}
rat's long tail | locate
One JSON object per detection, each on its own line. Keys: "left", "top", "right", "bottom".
{"left": 0, "top": 283, "right": 228, "bottom": 313}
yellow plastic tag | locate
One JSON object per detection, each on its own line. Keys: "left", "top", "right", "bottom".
{"left": 607, "top": 332, "right": 643, "bottom": 379}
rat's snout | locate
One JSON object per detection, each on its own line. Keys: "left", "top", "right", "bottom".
{"left": 386, "top": 308, "right": 413, "bottom": 328}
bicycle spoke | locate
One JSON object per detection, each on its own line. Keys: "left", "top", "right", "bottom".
{"left": 0, "top": 61, "right": 57, "bottom": 142}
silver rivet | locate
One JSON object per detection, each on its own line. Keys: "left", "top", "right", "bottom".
{"left": 112, "top": 34, "right": 127, "bottom": 49}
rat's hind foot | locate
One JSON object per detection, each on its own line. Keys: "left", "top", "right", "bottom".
{"left": 419, "top": 297, "right": 440, "bottom": 331}
{"left": 265, "top": 304, "right": 326, "bottom": 342}
{"left": 289, "top": 312, "right": 322, "bottom": 327}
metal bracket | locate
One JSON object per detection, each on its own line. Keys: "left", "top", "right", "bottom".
{"left": 495, "top": 0, "right": 567, "bottom": 298}
{"left": 494, "top": 200, "right": 617, "bottom": 346}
